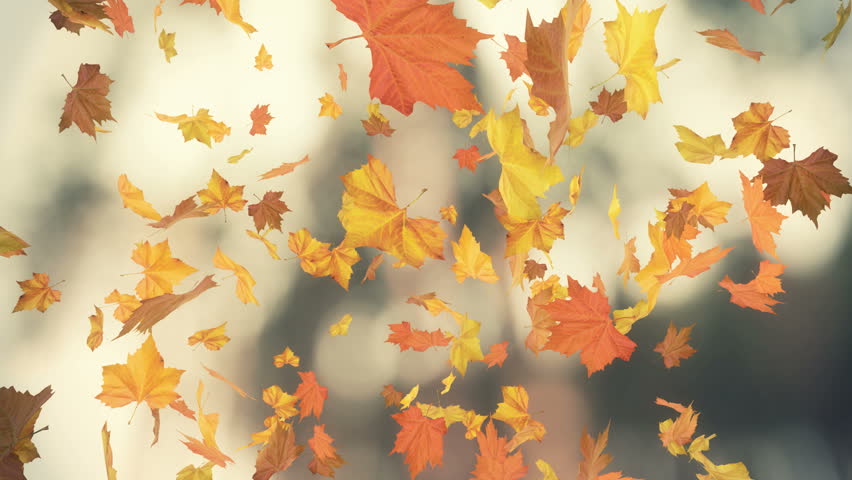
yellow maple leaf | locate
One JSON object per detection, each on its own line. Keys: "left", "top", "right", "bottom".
{"left": 95, "top": 335, "right": 185, "bottom": 410}
{"left": 263, "top": 385, "right": 300, "bottom": 420}
{"left": 669, "top": 183, "right": 732, "bottom": 231}
{"left": 246, "top": 229, "right": 280, "bottom": 260}
{"left": 503, "top": 203, "right": 569, "bottom": 258}
{"left": 156, "top": 109, "right": 230, "bottom": 147}
{"left": 49, "top": 0, "right": 112, "bottom": 32}
{"left": 728, "top": 102, "right": 790, "bottom": 160}
{"left": 176, "top": 463, "right": 213, "bottom": 480}
{"left": 608, "top": 184, "right": 621, "bottom": 239}
{"left": 493, "top": 385, "right": 546, "bottom": 445}
{"left": 482, "top": 108, "right": 564, "bottom": 220}
{"left": 400, "top": 384, "right": 419, "bottom": 409}
{"left": 451, "top": 225, "right": 499, "bottom": 283}
{"left": 12, "top": 272, "right": 62, "bottom": 313}
{"left": 104, "top": 290, "right": 141, "bottom": 323}
{"left": 87, "top": 305, "right": 104, "bottom": 351}
{"left": 603, "top": 1, "right": 673, "bottom": 118}
{"left": 452, "top": 109, "right": 479, "bottom": 128}
{"left": 418, "top": 403, "right": 468, "bottom": 428}
{"left": 338, "top": 156, "right": 446, "bottom": 267}
{"left": 255, "top": 43, "right": 273, "bottom": 70}
{"left": 117, "top": 174, "right": 161, "bottom": 221}
{"left": 566, "top": 109, "right": 599, "bottom": 147}
{"left": 462, "top": 410, "right": 487, "bottom": 439}
{"left": 197, "top": 169, "right": 246, "bottom": 215}
{"left": 329, "top": 314, "right": 352, "bottom": 336}
{"left": 673, "top": 125, "right": 729, "bottom": 164}
{"left": 569, "top": 167, "right": 584, "bottom": 208}
{"left": 273, "top": 346, "right": 300, "bottom": 368}
{"left": 439, "top": 205, "right": 458, "bottom": 225}
{"left": 440, "top": 372, "right": 456, "bottom": 395}
{"left": 188, "top": 322, "right": 230, "bottom": 351}
{"left": 318, "top": 93, "right": 342, "bottom": 119}
{"left": 158, "top": 29, "right": 177, "bottom": 62}
{"left": 131, "top": 240, "right": 197, "bottom": 300}
{"left": 448, "top": 313, "right": 484, "bottom": 376}
{"left": 181, "top": 381, "right": 233, "bottom": 467}
{"left": 212, "top": 247, "right": 258, "bottom": 305}
{"left": 288, "top": 229, "right": 361, "bottom": 290}
{"left": 406, "top": 292, "right": 452, "bottom": 315}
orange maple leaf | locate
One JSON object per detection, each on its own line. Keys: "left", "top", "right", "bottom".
{"left": 104, "top": 0, "right": 134, "bottom": 36}
{"left": 187, "top": 322, "right": 230, "bottom": 351}
{"left": 295, "top": 371, "right": 328, "bottom": 420}
{"left": 117, "top": 174, "right": 161, "bottom": 221}
{"left": 213, "top": 247, "right": 258, "bottom": 305}
{"left": 406, "top": 292, "right": 451, "bottom": 316}
{"left": 273, "top": 347, "right": 300, "bottom": 368}
{"left": 655, "top": 246, "right": 733, "bottom": 286}
{"left": 617, "top": 237, "right": 640, "bottom": 285}
{"left": 130, "top": 239, "right": 198, "bottom": 299}
{"left": 0, "top": 226, "right": 29, "bottom": 258}
{"left": 653, "top": 322, "right": 696, "bottom": 369}
{"left": 288, "top": 228, "right": 361, "bottom": 290}
{"left": 390, "top": 406, "right": 447, "bottom": 478}
{"left": 578, "top": 424, "right": 612, "bottom": 480}
{"left": 248, "top": 191, "right": 290, "bottom": 232}
{"left": 451, "top": 225, "right": 499, "bottom": 283}
{"left": 455, "top": 145, "right": 487, "bottom": 172}
{"left": 308, "top": 424, "right": 346, "bottom": 477}
{"left": 59, "top": 63, "right": 115, "bottom": 139}
{"left": 87, "top": 305, "right": 104, "bottom": 351}
{"left": 382, "top": 384, "right": 405, "bottom": 408}
{"left": 104, "top": 289, "right": 140, "bottom": 322}
{"left": 740, "top": 172, "right": 787, "bottom": 258}
{"left": 13, "top": 273, "right": 62, "bottom": 313}
{"left": 655, "top": 397, "right": 699, "bottom": 456}
{"left": 543, "top": 276, "right": 636, "bottom": 376}
{"left": 483, "top": 341, "right": 509, "bottom": 368}
{"left": 95, "top": 335, "right": 184, "bottom": 410}
{"left": 386, "top": 322, "right": 451, "bottom": 352}
{"left": 259, "top": 155, "right": 311, "bottom": 180}
{"left": 729, "top": 102, "right": 790, "bottom": 160}
{"left": 181, "top": 381, "right": 234, "bottom": 467}
{"left": 525, "top": 289, "right": 558, "bottom": 355}
{"left": 500, "top": 34, "right": 528, "bottom": 81}
{"left": 197, "top": 169, "right": 247, "bottom": 215}
{"left": 361, "top": 253, "right": 385, "bottom": 284}
{"left": 502, "top": 203, "right": 569, "bottom": 258}
{"left": 327, "top": 0, "right": 489, "bottom": 115}
{"left": 249, "top": 104, "right": 273, "bottom": 135}
{"left": 590, "top": 87, "right": 627, "bottom": 123}
{"left": 470, "top": 420, "right": 528, "bottom": 480}
{"left": 719, "top": 260, "right": 785, "bottom": 314}
{"left": 148, "top": 196, "right": 211, "bottom": 229}
{"left": 698, "top": 29, "right": 764, "bottom": 62}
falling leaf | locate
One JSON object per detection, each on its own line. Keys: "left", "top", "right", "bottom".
{"left": 253, "top": 423, "right": 304, "bottom": 480}
{"left": 246, "top": 229, "right": 281, "bottom": 260}
{"left": 263, "top": 385, "right": 299, "bottom": 419}
{"left": 197, "top": 169, "right": 247, "bottom": 214}
{"left": 49, "top": 0, "right": 112, "bottom": 33}
{"left": 156, "top": 109, "right": 231, "bottom": 147}
{"left": 361, "top": 253, "right": 385, "bottom": 284}
{"left": 470, "top": 420, "right": 528, "bottom": 480}
{"left": 104, "top": 290, "right": 141, "bottom": 323}
{"left": 523, "top": 260, "right": 547, "bottom": 280}
{"left": 273, "top": 347, "right": 300, "bottom": 368}
{"left": 318, "top": 93, "right": 342, "bottom": 119}
{"left": 451, "top": 225, "right": 499, "bottom": 283}
{"left": 566, "top": 109, "right": 599, "bottom": 147}
{"left": 329, "top": 314, "right": 353, "bottom": 336}
{"left": 454, "top": 145, "right": 486, "bottom": 172}
{"left": 362, "top": 113, "right": 396, "bottom": 136}
{"left": 740, "top": 172, "right": 787, "bottom": 258}
{"left": 288, "top": 229, "right": 361, "bottom": 290}
{"left": 400, "top": 385, "right": 420, "bottom": 410}
{"left": 227, "top": 148, "right": 253, "bottom": 164}
{"left": 566, "top": 0, "right": 592, "bottom": 62}
{"left": 823, "top": 0, "right": 851, "bottom": 52}
{"left": 654, "top": 322, "right": 696, "bottom": 368}
{"left": 617, "top": 237, "right": 640, "bottom": 285}
{"left": 188, "top": 322, "right": 230, "bottom": 351}
{"left": 536, "top": 459, "right": 558, "bottom": 480}
{"left": 213, "top": 247, "right": 258, "bottom": 305}
{"left": 390, "top": 406, "right": 447, "bottom": 478}
{"left": 101, "top": 422, "right": 118, "bottom": 480}
{"left": 249, "top": 104, "right": 273, "bottom": 136}
{"left": 131, "top": 239, "right": 198, "bottom": 300}
{"left": 440, "top": 373, "right": 456, "bottom": 395}
{"left": 382, "top": 384, "right": 405, "bottom": 407}
{"left": 728, "top": 102, "right": 790, "bottom": 160}
{"left": 96, "top": 335, "right": 184, "bottom": 410}
{"left": 500, "top": 34, "right": 528, "bottom": 81}
{"left": 655, "top": 398, "right": 699, "bottom": 456}
{"left": 255, "top": 43, "right": 273, "bottom": 70}
{"left": 386, "top": 322, "right": 451, "bottom": 352}
{"left": 406, "top": 293, "right": 451, "bottom": 315}
{"left": 493, "top": 385, "right": 546, "bottom": 448}
{"left": 259, "top": 155, "right": 311, "bottom": 180}
{"left": 758, "top": 147, "right": 852, "bottom": 227}
{"left": 295, "top": 371, "right": 328, "bottom": 420}
{"left": 116, "top": 275, "right": 218, "bottom": 338}
{"left": 87, "top": 306, "right": 104, "bottom": 351}
{"left": 439, "top": 205, "right": 458, "bottom": 225}
{"left": 148, "top": 196, "right": 211, "bottom": 229}
{"left": 117, "top": 174, "right": 161, "bottom": 221}
{"left": 719, "top": 260, "right": 785, "bottom": 313}
{"left": 673, "top": 125, "right": 729, "bottom": 164}
{"left": 741, "top": 0, "right": 766, "bottom": 13}
{"left": 590, "top": 87, "right": 627, "bottom": 123}
{"left": 248, "top": 191, "right": 289, "bottom": 232}
{"left": 698, "top": 29, "right": 764, "bottom": 62}
{"left": 308, "top": 424, "right": 346, "bottom": 477}
{"left": 0, "top": 227, "right": 29, "bottom": 258}
{"left": 13, "top": 273, "right": 62, "bottom": 313}
{"left": 59, "top": 63, "right": 115, "bottom": 138}
{"left": 203, "top": 365, "right": 255, "bottom": 400}
{"left": 327, "top": 0, "right": 489, "bottom": 115}
{"left": 449, "top": 313, "right": 485, "bottom": 376}
{"left": 655, "top": 246, "right": 733, "bottom": 286}
{"left": 608, "top": 185, "right": 621, "bottom": 239}
{"left": 176, "top": 463, "right": 213, "bottom": 480}
{"left": 158, "top": 29, "right": 177, "bottom": 62}
{"left": 337, "top": 63, "right": 348, "bottom": 91}
{"left": 181, "top": 381, "right": 235, "bottom": 467}
{"left": 192, "top": 0, "right": 256, "bottom": 34}
{"left": 484, "top": 341, "right": 509, "bottom": 368}
{"left": 105, "top": 0, "right": 134, "bottom": 36}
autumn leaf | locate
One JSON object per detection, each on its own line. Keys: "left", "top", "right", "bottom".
{"left": 719, "top": 260, "right": 785, "bottom": 313}
{"left": 544, "top": 276, "right": 636, "bottom": 376}
{"left": 49, "top": 0, "right": 112, "bottom": 33}
{"left": 148, "top": 196, "right": 211, "bottom": 229}
{"left": 101, "top": 423, "right": 118, "bottom": 480}
{"left": 329, "top": 314, "right": 353, "bottom": 336}
{"left": 249, "top": 104, "right": 273, "bottom": 135}
{"left": 728, "top": 102, "right": 790, "bottom": 160}
{"left": 288, "top": 229, "right": 361, "bottom": 290}
{"left": 382, "top": 385, "right": 404, "bottom": 408}
{"left": 227, "top": 148, "right": 253, "bottom": 164}
{"left": 741, "top": 0, "right": 766, "bottom": 13}
{"left": 273, "top": 346, "right": 300, "bottom": 368}
{"left": 590, "top": 87, "right": 627, "bottom": 123}
{"left": 493, "top": 385, "right": 546, "bottom": 449}
{"left": 156, "top": 109, "right": 231, "bottom": 147}
{"left": 104, "top": 290, "right": 140, "bottom": 322}
{"left": 502, "top": 203, "right": 569, "bottom": 258}
{"left": 188, "top": 322, "right": 230, "bottom": 351}
{"left": 698, "top": 29, "right": 764, "bottom": 62}
{"left": 213, "top": 247, "right": 258, "bottom": 305}
{"left": 186, "top": 0, "right": 255, "bottom": 34}
{"left": 248, "top": 191, "right": 289, "bottom": 232}
{"left": 449, "top": 313, "right": 485, "bottom": 376}
{"left": 655, "top": 398, "right": 699, "bottom": 456}
{"left": 654, "top": 322, "right": 696, "bottom": 369}
{"left": 758, "top": 147, "right": 852, "bottom": 227}
{"left": 182, "top": 381, "right": 234, "bottom": 467}
{"left": 263, "top": 385, "right": 299, "bottom": 419}
{"left": 440, "top": 373, "right": 455, "bottom": 395}
{"left": 253, "top": 423, "right": 303, "bottom": 480}
{"left": 255, "top": 44, "right": 273, "bottom": 70}
{"left": 197, "top": 169, "right": 247, "bottom": 215}
{"left": 617, "top": 237, "right": 640, "bottom": 285}
{"left": 406, "top": 292, "right": 451, "bottom": 315}
{"left": 362, "top": 113, "right": 396, "bottom": 136}
{"left": 131, "top": 239, "right": 197, "bottom": 299}
{"left": 525, "top": 289, "right": 558, "bottom": 355}
{"left": 318, "top": 93, "right": 343, "bottom": 119}
{"left": 451, "top": 225, "right": 498, "bottom": 283}
{"left": 259, "top": 155, "right": 311, "bottom": 180}
{"left": 117, "top": 174, "right": 161, "bottom": 221}
{"left": 577, "top": 424, "right": 612, "bottom": 480}
{"left": 338, "top": 155, "right": 446, "bottom": 267}
{"left": 665, "top": 182, "right": 732, "bottom": 236}
{"left": 739, "top": 172, "right": 786, "bottom": 258}
{"left": 0, "top": 227, "right": 29, "bottom": 258}
{"left": 203, "top": 365, "right": 255, "bottom": 400}
{"left": 454, "top": 145, "right": 486, "bottom": 172}
{"left": 116, "top": 275, "right": 218, "bottom": 338}
{"left": 566, "top": 109, "right": 599, "bottom": 147}
{"left": 13, "top": 273, "right": 62, "bottom": 313}
{"left": 104, "top": 0, "right": 134, "bottom": 36}
{"left": 524, "top": 260, "right": 547, "bottom": 280}
{"left": 673, "top": 126, "right": 729, "bottom": 164}
{"left": 386, "top": 322, "right": 451, "bottom": 352}
{"left": 484, "top": 341, "right": 508, "bottom": 368}
{"left": 328, "top": 0, "right": 489, "bottom": 115}
{"left": 96, "top": 335, "right": 184, "bottom": 410}
{"left": 500, "top": 34, "right": 528, "bottom": 81}
{"left": 59, "top": 63, "right": 115, "bottom": 138}
{"left": 0, "top": 385, "right": 53, "bottom": 475}
{"left": 175, "top": 463, "right": 212, "bottom": 480}
{"left": 470, "top": 420, "right": 528, "bottom": 480}
{"left": 439, "top": 205, "right": 458, "bottom": 226}
{"left": 247, "top": 230, "right": 281, "bottom": 260}
{"left": 295, "top": 371, "right": 328, "bottom": 420}
{"left": 158, "top": 29, "right": 177, "bottom": 62}
{"left": 655, "top": 246, "right": 733, "bottom": 286}
{"left": 390, "top": 406, "right": 447, "bottom": 478}
{"left": 823, "top": 0, "right": 851, "bottom": 52}
{"left": 87, "top": 305, "right": 104, "bottom": 351}
{"left": 609, "top": 185, "right": 621, "bottom": 239}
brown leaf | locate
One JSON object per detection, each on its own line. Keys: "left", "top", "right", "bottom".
{"left": 259, "top": 155, "right": 311, "bottom": 180}
{"left": 59, "top": 63, "right": 115, "bottom": 138}
{"left": 248, "top": 191, "right": 290, "bottom": 232}
{"left": 116, "top": 275, "right": 218, "bottom": 338}
{"left": 589, "top": 88, "right": 627, "bottom": 123}
{"left": 148, "top": 196, "right": 211, "bottom": 229}
{"left": 253, "top": 423, "right": 304, "bottom": 480}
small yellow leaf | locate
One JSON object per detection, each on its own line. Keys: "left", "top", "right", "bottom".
{"left": 188, "top": 322, "right": 230, "bottom": 351}
{"left": 566, "top": 109, "right": 598, "bottom": 147}
{"left": 118, "top": 174, "right": 161, "bottom": 221}
{"left": 440, "top": 372, "right": 456, "bottom": 395}
{"left": 318, "top": 93, "right": 342, "bottom": 119}
{"left": 329, "top": 314, "right": 352, "bottom": 336}
{"left": 158, "top": 29, "right": 177, "bottom": 63}
{"left": 273, "top": 347, "right": 300, "bottom": 368}
{"left": 536, "top": 459, "right": 559, "bottom": 480}
{"left": 227, "top": 148, "right": 253, "bottom": 164}
{"left": 452, "top": 109, "right": 479, "bottom": 128}
{"left": 212, "top": 248, "right": 258, "bottom": 305}
{"left": 608, "top": 184, "right": 621, "bottom": 239}
{"left": 451, "top": 225, "right": 499, "bottom": 283}
{"left": 255, "top": 44, "right": 273, "bottom": 70}
{"left": 87, "top": 306, "right": 104, "bottom": 351}
{"left": 673, "top": 125, "right": 728, "bottom": 164}
{"left": 400, "top": 384, "right": 419, "bottom": 409}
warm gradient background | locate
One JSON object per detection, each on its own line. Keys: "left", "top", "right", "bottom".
{"left": 2, "top": 0, "right": 851, "bottom": 479}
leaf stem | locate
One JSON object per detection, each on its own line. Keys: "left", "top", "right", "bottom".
{"left": 60, "top": 74, "right": 73, "bottom": 88}
{"left": 589, "top": 72, "right": 617, "bottom": 91}
{"left": 403, "top": 188, "right": 428, "bottom": 209}
{"left": 325, "top": 34, "right": 364, "bottom": 49}
{"left": 770, "top": 109, "right": 792, "bottom": 123}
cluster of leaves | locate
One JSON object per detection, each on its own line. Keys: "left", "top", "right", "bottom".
{"left": 2, "top": 0, "right": 851, "bottom": 479}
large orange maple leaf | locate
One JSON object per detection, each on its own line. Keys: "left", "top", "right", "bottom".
{"left": 543, "top": 276, "right": 636, "bottom": 376}
{"left": 390, "top": 406, "right": 447, "bottom": 479}
{"left": 294, "top": 371, "right": 328, "bottom": 420}
{"left": 327, "top": 0, "right": 490, "bottom": 115}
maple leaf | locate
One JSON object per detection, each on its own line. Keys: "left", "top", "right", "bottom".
{"left": 719, "top": 260, "right": 785, "bottom": 313}
{"left": 213, "top": 248, "right": 258, "bottom": 305}
{"left": 131, "top": 239, "right": 197, "bottom": 299}
{"left": 544, "top": 276, "right": 636, "bottom": 376}
{"left": 308, "top": 424, "right": 346, "bottom": 477}
{"left": 182, "top": 381, "right": 234, "bottom": 467}
{"left": 156, "top": 109, "right": 231, "bottom": 147}
{"left": 449, "top": 313, "right": 485, "bottom": 376}
{"left": 158, "top": 29, "right": 177, "bottom": 62}
{"left": 13, "top": 273, "right": 61, "bottom": 313}
{"left": 617, "top": 237, "right": 640, "bottom": 285}
{"left": 188, "top": 322, "right": 230, "bottom": 351}
{"left": 117, "top": 174, "right": 161, "bottom": 221}
{"left": 318, "top": 93, "right": 343, "bottom": 119}
{"left": 87, "top": 305, "right": 104, "bottom": 351}
{"left": 470, "top": 420, "right": 528, "bottom": 480}
{"left": 439, "top": 205, "right": 458, "bottom": 225}
{"left": 248, "top": 191, "right": 289, "bottom": 232}
{"left": 566, "top": 0, "right": 592, "bottom": 61}
{"left": 362, "top": 113, "right": 396, "bottom": 136}
{"left": 0, "top": 227, "right": 29, "bottom": 258}
{"left": 104, "top": 0, "right": 133, "bottom": 36}
{"left": 390, "top": 406, "right": 447, "bottom": 478}
{"left": 741, "top": 0, "right": 765, "bottom": 13}
{"left": 328, "top": 0, "right": 489, "bottom": 115}
{"left": 59, "top": 63, "right": 115, "bottom": 138}
{"left": 655, "top": 247, "right": 733, "bottom": 286}
{"left": 665, "top": 182, "right": 732, "bottom": 235}
{"left": 728, "top": 102, "right": 790, "bottom": 160}
{"left": 116, "top": 275, "right": 218, "bottom": 338}
{"left": 590, "top": 87, "right": 627, "bottom": 123}
{"left": 96, "top": 335, "right": 184, "bottom": 410}
{"left": 288, "top": 229, "right": 361, "bottom": 290}
{"left": 576, "top": 425, "right": 643, "bottom": 480}
{"left": 386, "top": 322, "right": 451, "bottom": 352}
{"left": 673, "top": 126, "right": 729, "bottom": 164}
{"left": 273, "top": 346, "right": 300, "bottom": 368}
{"left": 0, "top": 385, "right": 53, "bottom": 475}
{"left": 49, "top": 0, "right": 112, "bottom": 33}
{"left": 525, "top": 289, "right": 557, "bottom": 354}
{"left": 259, "top": 155, "right": 311, "bottom": 180}
{"left": 382, "top": 384, "right": 405, "bottom": 407}
{"left": 338, "top": 155, "right": 447, "bottom": 267}
{"left": 104, "top": 289, "right": 140, "bottom": 322}
{"left": 739, "top": 172, "right": 787, "bottom": 258}
{"left": 500, "top": 34, "right": 528, "bottom": 81}
{"left": 566, "top": 109, "right": 599, "bottom": 147}
{"left": 655, "top": 398, "right": 699, "bottom": 456}
{"left": 249, "top": 104, "right": 273, "bottom": 135}
{"left": 698, "top": 29, "right": 764, "bottom": 62}
{"left": 493, "top": 385, "right": 546, "bottom": 449}
{"left": 502, "top": 203, "right": 569, "bottom": 258}
{"left": 175, "top": 463, "right": 212, "bottom": 480}
{"left": 295, "top": 371, "right": 329, "bottom": 420}
{"left": 263, "top": 385, "right": 299, "bottom": 419}
{"left": 455, "top": 145, "right": 486, "bottom": 172}
{"left": 451, "top": 225, "right": 499, "bottom": 283}
{"left": 101, "top": 423, "right": 118, "bottom": 480}
{"left": 758, "top": 147, "right": 852, "bottom": 227}
{"left": 484, "top": 341, "right": 508, "bottom": 368}
{"left": 252, "top": 423, "right": 303, "bottom": 480}
{"left": 654, "top": 322, "right": 696, "bottom": 369}
{"left": 603, "top": 1, "right": 673, "bottom": 118}
{"left": 255, "top": 44, "right": 273, "bottom": 70}
{"left": 247, "top": 230, "right": 281, "bottom": 260}
{"left": 184, "top": 0, "right": 256, "bottom": 33}
{"left": 148, "top": 196, "right": 211, "bottom": 229}
{"left": 823, "top": 0, "right": 851, "bottom": 51}
{"left": 329, "top": 314, "right": 353, "bottom": 336}
{"left": 406, "top": 292, "right": 451, "bottom": 315}
{"left": 197, "top": 170, "right": 246, "bottom": 215}
{"left": 523, "top": 260, "right": 547, "bottom": 280}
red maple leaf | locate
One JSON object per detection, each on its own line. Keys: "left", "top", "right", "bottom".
{"left": 543, "top": 276, "right": 636, "bottom": 376}
{"left": 327, "top": 0, "right": 490, "bottom": 115}
{"left": 294, "top": 371, "right": 328, "bottom": 420}
{"left": 250, "top": 104, "right": 273, "bottom": 135}
{"left": 455, "top": 145, "right": 485, "bottom": 172}
{"left": 390, "top": 407, "right": 447, "bottom": 479}
{"left": 386, "top": 322, "right": 451, "bottom": 352}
